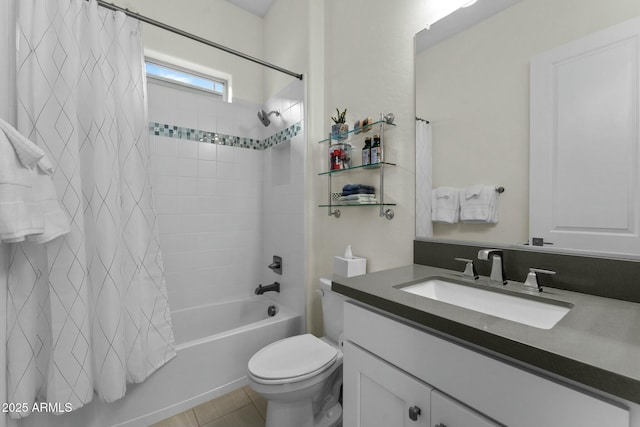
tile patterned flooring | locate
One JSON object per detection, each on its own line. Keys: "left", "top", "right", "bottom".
{"left": 151, "top": 386, "right": 267, "bottom": 427}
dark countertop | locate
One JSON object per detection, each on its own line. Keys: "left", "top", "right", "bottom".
{"left": 332, "top": 264, "right": 640, "bottom": 405}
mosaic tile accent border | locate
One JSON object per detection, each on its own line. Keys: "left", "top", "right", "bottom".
{"left": 148, "top": 121, "right": 303, "bottom": 150}
{"left": 262, "top": 122, "right": 303, "bottom": 149}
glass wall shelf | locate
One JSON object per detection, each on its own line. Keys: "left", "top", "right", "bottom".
{"left": 318, "top": 203, "right": 397, "bottom": 208}
{"left": 318, "top": 161, "right": 396, "bottom": 176}
{"left": 317, "top": 120, "right": 396, "bottom": 144}
{"left": 318, "top": 113, "right": 397, "bottom": 220}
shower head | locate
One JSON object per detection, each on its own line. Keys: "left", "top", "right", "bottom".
{"left": 257, "top": 109, "right": 280, "bottom": 127}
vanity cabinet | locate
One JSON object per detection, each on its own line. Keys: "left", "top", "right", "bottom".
{"left": 344, "top": 340, "right": 499, "bottom": 427}
{"left": 430, "top": 390, "right": 499, "bottom": 427}
{"left": 343, "top": 301, "right": 630, "bottom": 427}
{"left": 343, "top": 341, "right": 432, "bottom": 426}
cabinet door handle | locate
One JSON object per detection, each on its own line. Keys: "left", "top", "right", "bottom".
{"left": 408, "top": 406, "right": 422, "bottom": 421}
{"left": 435, "top": 424, "right": 448, "bottom": 427}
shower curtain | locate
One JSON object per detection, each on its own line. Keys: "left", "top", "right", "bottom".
{"left": 7, "top": 0, "right": 175, "bottom": 418}
{"left": 416, "top": 120, "right": 433, "bottom": 238}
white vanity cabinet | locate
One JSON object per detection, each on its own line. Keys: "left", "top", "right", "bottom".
{"left": 343, "top": 341, "right": 432, "bottom": 426}
{"left": 344, "top": 340, "right": 499, "bottom": 427}
{"left": 430, "top": 390, "right": 499, "bottom": 427}
{"left": 342, "top": 301, "right": 630, "bottom": 427}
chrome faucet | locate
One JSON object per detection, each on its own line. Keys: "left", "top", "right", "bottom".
{"left": 477, "top": 249, "right": 507, "bottom": 285}
{"left": 523, "top": 268, "right": 556, "bottom": 293}
{"left": 454, "top": 258, "right": 478, "bottom": 280}
{"left": 255, "top": 282, "right": 280, "bottom": 295}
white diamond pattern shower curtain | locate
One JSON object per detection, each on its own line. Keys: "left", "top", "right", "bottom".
{"left": 7, "top": 0, "right": 175, "bottom": 418}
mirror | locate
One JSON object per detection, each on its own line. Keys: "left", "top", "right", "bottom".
{"left": 415, "top": 0, "right": 640, "bottom": 253}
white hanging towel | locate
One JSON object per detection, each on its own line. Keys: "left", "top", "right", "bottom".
{"left": 0, "top": 118, "right": 70, "bottom": 243}
{"left": 431, "top": 187, "right": 460, "bottom": 223}
{"left": 460, "top": 185, "right": 498, "bottom": 223}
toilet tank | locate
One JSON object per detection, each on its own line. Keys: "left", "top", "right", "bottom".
{"left": 320, "top": 278, "right": 348, "bottom": 343}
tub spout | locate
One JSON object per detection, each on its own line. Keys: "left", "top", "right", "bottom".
{"left": 255, "top": 282, "right": 280, "bottom": 295}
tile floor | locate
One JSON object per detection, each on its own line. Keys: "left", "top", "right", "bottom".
{"left": 150, "top": 386, "right": 267, "bottom": 427}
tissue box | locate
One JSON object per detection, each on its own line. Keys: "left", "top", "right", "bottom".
{"left": 334, "top": 256, "right": 366, "bottom": 277}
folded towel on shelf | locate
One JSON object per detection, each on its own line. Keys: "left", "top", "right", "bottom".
{"left": 431, "top": 187, "right": 460, "bottom": 223}
{"left": 460, "top": 185, "right": 498, "bottom": 223}
{"left": 339, "top": 194, "right": 376, "bottom": 200}
{"left": 342, "top": 183, "right": 375, "bottom": 196}
{"left": 338, "top": 194, "right": 378, "bottom": 204}
{"left": 342, "top": 184, "right": 375, "bottom": 192}
{"left": 0, "top": 119, "right": 70, "bottom": 243}
{"left": 339, "top": 195, "right": 378, "bottom": 205}
{"left": 342, "top": 190, "right": 375, "bottom": 196}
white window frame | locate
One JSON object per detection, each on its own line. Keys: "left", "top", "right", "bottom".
{"left": 144, "top": 51, "right": 233, "bottom": 102}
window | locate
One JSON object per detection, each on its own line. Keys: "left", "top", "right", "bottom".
{"left": 145, "top": 59, "right": 227, "bottom": 99}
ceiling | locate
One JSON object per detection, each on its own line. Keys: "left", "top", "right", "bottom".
{"left": 416, "top": 0, "right": 524, "bottom": 53}
{"left": 225, "top": 0, "right": 274, "bottom": 17}
{"left": 224, "top": 0, "right": 523, "bottom": 48}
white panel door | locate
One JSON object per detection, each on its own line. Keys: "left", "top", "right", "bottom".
{"left": 530, "top": 17, "right": 640, "bottom": 255}
{"left": 343, "top": 341, "right": 432, "bottom": 427}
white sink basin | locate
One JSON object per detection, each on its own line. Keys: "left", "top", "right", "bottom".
{"left": 398, "top": 278, "right": 571, "bottom": 329}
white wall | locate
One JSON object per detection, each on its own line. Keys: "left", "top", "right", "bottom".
{"left": 309, "top": 0, "right": 425, "bottom": 290}
{"left": 416, "top": 0, "right": 640, "bottom": 245}
{"left": 111, "top": 0, "right": 265, "bottom": 104}
{"left": 263, "top": 0, "right": 308, "bottom": 101}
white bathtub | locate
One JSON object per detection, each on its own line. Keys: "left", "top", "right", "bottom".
{"left": 18, "top": 297, "right": 302, "bottom": 427}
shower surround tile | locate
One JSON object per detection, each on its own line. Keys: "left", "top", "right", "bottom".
{"left": 148, "top": 120, "right": 303, "bottom": 151}
{"left": 147, "top": 79, "right": 305, "bottom": 319}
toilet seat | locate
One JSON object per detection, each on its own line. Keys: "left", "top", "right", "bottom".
{"left": 248, "top": 334, "right": 338, "bottom": 385}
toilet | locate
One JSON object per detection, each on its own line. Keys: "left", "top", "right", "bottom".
{"left": 247, "top": 278, "right": 346, "bottom": 427}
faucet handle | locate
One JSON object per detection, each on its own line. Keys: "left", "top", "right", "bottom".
{"left": 523, "top": 268, "right": 556, "bottom": 292}
{"left": 268, "top": 255, "right": 282, "bottom": 274}
{"left": 454, "top": 258, "right": 479, "bottom": 280}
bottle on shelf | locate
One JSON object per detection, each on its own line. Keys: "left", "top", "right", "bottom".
{"left": 329, "top": 143, "right": 352, "bottom": 170}
{"left": 362, "top": 137, "right": 371, "bottom": 166}
{"left": 370, "top": 134, "right": 381, "bottom": 164}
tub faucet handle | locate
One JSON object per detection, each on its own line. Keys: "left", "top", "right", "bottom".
{"left": 268, "top": 255, "right": 282, "bottom": 275}
{"left": 454, "top": 258, "right": 478, "bottom": 280}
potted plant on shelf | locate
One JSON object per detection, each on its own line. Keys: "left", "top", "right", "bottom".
{"left": 331, "top": 108, "right": 349, "bottom": 140}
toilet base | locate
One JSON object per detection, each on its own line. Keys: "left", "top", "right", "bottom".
{"left": 265, "top": 399, "right": 312, "bottom": 427}
{"left": 314, "top": 402, "right": 342, "bottom": 427}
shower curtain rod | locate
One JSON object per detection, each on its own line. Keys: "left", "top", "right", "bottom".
{"left": 96, "top": 0, "right": 304, "bottom": 80}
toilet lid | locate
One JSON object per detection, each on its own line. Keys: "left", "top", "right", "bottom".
{"left": 248, "top": 334, "right": 338, "bottom": 381}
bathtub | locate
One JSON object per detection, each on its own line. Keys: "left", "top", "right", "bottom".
{"left": 18, "top": 296, "right": 301, "bottom": 427}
